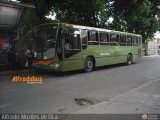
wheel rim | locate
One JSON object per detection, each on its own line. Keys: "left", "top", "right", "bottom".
{"left": 87, "top": 60, "right": 93, "bottom": 69}
{"left": 85, "top": 58, "right": 93, "bottom": 72}
{"left": 128, "top": 60, "right": 131, "bottom": 65}
{"left": 128, "top": 55, "right": 132, "bottom": 65}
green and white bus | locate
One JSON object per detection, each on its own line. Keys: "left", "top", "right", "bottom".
{"left": 32, "top": 23, "right": 142, "bottom": 72}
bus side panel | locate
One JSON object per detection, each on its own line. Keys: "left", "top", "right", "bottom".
{"left": 82, "top": 46, "right": 127, "bottom": 67}
{"left": 95, "top": 46, "right": 127, "bottom": 67}
{"left": 117, "top": 46, "right": 132, "bottom": 63}
{"left": 132, "top": 46, "right": 142, "bottom": 63}
{"left": 61, "top": 53, "right": 84, "bottom": 72}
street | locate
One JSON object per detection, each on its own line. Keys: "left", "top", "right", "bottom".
{"left": 0, "top": 55, "right": 160, "bottom": 114}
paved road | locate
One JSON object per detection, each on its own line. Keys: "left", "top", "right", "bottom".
{"left": 0, "top": 55, "right": 160, "bottom": 114}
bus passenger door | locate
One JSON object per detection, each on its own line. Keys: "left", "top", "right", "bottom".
{"left": 62, "top": 29, "right": 83, "bottom": 71}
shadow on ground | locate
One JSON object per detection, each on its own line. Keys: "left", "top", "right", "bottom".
{"left": 35, "top": 63, "right": 127, "bottom": 77}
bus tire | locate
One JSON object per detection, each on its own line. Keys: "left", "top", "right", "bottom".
{"left": 84, "top": 57, "right": 94, "bottom": 72}
{"left": 127, "top": 54, "right": 133, "bottom": 65}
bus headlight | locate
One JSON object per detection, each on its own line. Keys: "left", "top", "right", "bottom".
{"left": 54, "top": 63, "right": 59, "bottom": 68}
{"left": 50, "top": 63, "right": 59, "bottom": 68}
{"left": 50, "top": 64, "right": 54, "bottom": 67}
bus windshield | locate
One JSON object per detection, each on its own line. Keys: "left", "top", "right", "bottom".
{"left": 34, "top": 25, "right": 58, "bottom": 60}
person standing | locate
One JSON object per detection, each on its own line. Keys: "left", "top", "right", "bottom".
{"left": 9, "top": 50, "right": 16, "bottom": 71}
{"left": 25, "top": 47, "right": 34, "bottom": 71}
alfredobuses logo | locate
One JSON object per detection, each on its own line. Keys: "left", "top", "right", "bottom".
{"left": 12, "top": 76, "right": 43, "bottom": 84}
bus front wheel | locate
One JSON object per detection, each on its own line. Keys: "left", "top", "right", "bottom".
{"left": 84, "top": 57, "right": 94, "bottom": 72}
{"left": 127, "top": 54, "right": 133, "bottom": 65}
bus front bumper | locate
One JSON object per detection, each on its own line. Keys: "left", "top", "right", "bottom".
{"left": 32, "top": 63, "right": 60, "bottom": 72}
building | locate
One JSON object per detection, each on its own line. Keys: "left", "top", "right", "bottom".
{"left": 0, "top": 0, "right": 34, "bottom": 68}
{"left": 145, "top": 33, "right": 160, "bottom": 56}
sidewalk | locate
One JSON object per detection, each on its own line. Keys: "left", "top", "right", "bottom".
{"left": 60, "top": 78, "right": 160, "bottom": 119}
{"left": 75, "top": 77, "right": 160, "bottom": 114}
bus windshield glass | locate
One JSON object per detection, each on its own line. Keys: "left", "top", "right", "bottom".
{"left": 34, "top": 25, "right": 58, "bottom": 60}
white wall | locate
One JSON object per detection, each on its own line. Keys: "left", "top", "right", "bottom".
{"left": 147, "top": 41, "right": 157, "bottom": 55}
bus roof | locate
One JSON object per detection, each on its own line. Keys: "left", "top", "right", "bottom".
{"left": 34, "top": 22, "right": 142, "bottom": 37}
{"left": 62, "top": 23, "right": 141, "bottom": 37}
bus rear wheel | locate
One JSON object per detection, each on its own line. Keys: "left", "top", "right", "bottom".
{"left": 84, "top": 57, "right": 94, "bottom": 72}
{"left": 127, "top": 54, "right": 133, "bottom": 65}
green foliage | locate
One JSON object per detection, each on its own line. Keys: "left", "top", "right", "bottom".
{"left": 109, "top": 0, "right": 160, "bottom": 42}
{"left": 17, "top": 0, "right": 57, "bottom": 45}
{"left": 95, "top": 0, "right": 109, "bottom": 27}
{"left": 17, "top": 0, "right": 57, "bottom": 24}
{"left": 17, "top": 0, "right": 160, "bottom": 42}
{"left": 54, "top": 0, "right": 98, "bottom": 27}
{"left": 129, "top": 0, "right": 159, "bottom": 42}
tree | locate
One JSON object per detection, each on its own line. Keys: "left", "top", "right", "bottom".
{"left": 15, "top": 0, "right": 160, "bottom": 42}
{"left": 54, "top": 0, "right": 96, "bottom": 27}
{"left": 110, "top": 0, "right": 160, "bottom": 42}
{"left": 126, "top": 0, "right": 160, "bottom": 41}
{"left": 17, "top": 0, "right": 57, "bottom": 24}
{"left": 95, "top": 0, "right": 109, "bottom": 28}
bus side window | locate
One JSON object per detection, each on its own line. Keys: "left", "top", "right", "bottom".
{"left": 88, "top": 31, "right": 99, "bottom": 45}
{"left": 132, "top": 37, "right": 135, "bottom": 46}
{"left": 100, "top": 32, "right": 110, "bottom": 45}
{"left": 110, "top": 34, "right": 119, "bottom": 46}
{"left": 133, "top": 37, "right": 137, "bottom": 46}
{"left": 138, "top": 37, "right": 142, "bottom": 46}
{"left": 64, "top": 29, "right": 81, "bottom": 50}
{"left": 127, "top": 36, "right": 132, "bottom": 46}
{"left": 106, "top": 33, "right": 110, "bottom": 45}
{"left": 64, "top": 34, "right": 71, "bottom": 49}
{"left": 56, "top": 30, "right": 62, "bottom": 60}
{"left": 64, "top": 29, "right": 81, "bottom": 58}
{"left": 120, "top": 35, "right": 126, "bottom": 46}
{"left": 81, "top": 30, "right": 88, "bottom": 49}
{"left": 136, "top": 37, "right": 138, "bottom": 46}
{"left": 100, "top": 32, "right": 105, "bottom": 45}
